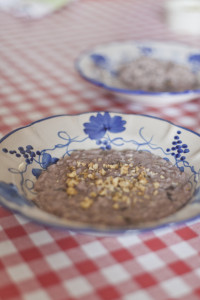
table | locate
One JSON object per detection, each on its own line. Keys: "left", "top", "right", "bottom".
{"left": 0, "top": 1, "right": 200, "bottom": 299}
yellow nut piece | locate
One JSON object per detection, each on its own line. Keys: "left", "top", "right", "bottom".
{"left": 99, "top": 189, "right": 107, "bottom": 196}
{"left": 80, "top": 197, "right": 93, "bottom": 209}
{"left": 66, "top": 178, "right": 78, "bottom": 186}
{"left": 66, "top": 187, "right": 77, "bottom": 195}
{"left": 88, "top": 173, "right": 96, "bottom": 180}
{"left": 120, "top": 164, "right": 129, "bottom": 175}
{"left": 99, "top": 168, "right": 106, "bottom": 176}
{"left": 67, "top": 171, "right": 77, "bottom": 178}
{"left": 89, "top": 192, "right": 97, "bottom": 198}
{"left": 153, "top": 182, "right": 160, "bottom": 189}
{"left": 112, "top": 203, "right": 119, "bottom": 209}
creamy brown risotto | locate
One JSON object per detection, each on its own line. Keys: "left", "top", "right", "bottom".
{"left": 33, "top": 149, "right": 192, "bottom": 226}
{"left": 118, "top": 56, "right": 200, "bottom": 92}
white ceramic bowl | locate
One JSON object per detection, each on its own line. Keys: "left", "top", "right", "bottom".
{"left": 0, "top": 112, "right": 200, "bottom": 235}
{"left": 76, "top": 40, "right": 200, "bottom": 106}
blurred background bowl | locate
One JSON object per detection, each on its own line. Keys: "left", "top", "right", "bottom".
{"left": 76, "top": 40, "right": 200, "bottom": 106}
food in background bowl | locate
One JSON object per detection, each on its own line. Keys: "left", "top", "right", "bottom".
{"left": 33, "top": 148, "right": 192, "bottom": 226}
{"left": 76, "top": 40, "right": 200, "bottom": 105}
{"left": 117, "top": 56, "right": 200, "bottom": 92}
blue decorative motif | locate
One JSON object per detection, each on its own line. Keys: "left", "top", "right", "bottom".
{"left": 83, "top": 112, "right": 126, "bottom": 149}
{"left": 166, "top": 130, "right": 190, "bottom": 171}
{"left": 3, "top": 145, "right": 58, "bottom": 180}
{"left": 3, "top": 144, "right": 40, "bottom": 164}
{"left": 138, "top": 46, "right": 153, "bottom": 56}
{"left": 0, "top": 182, "right": 33, "bottom": 206}
{"left": 188, "top": 54, "right": 200, "bottom": 73}
{"left": 2, "top": 144, "right": 59, "bottom": 197}
{"left": 188, "top": 54, "right": 200, "bottom": 62}
{"left": 164, "top": 130, "right": 200, "bottom": 182}
{"left": 90, "top": 54, "right": 108, "bottom": 68}
{"left": 90, "top": 54, "right": 116, "bottom": 76}
{"left": 32, "top": 153, "right": 59, "bottom": 179}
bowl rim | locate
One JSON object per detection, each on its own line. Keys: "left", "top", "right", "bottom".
{"left": 75, "top": 39, "right": 200, "bottom": 97}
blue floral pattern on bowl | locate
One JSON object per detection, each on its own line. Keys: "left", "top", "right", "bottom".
{"left": 188, "top": 54, "right": 200, "bottom": 73}
{"left": 83, "top": 112, "right": 126, "bottom": 149}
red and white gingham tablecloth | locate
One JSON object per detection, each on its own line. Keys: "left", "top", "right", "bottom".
{"left": 1, "top": 1, "right": 200, "bottom": 299}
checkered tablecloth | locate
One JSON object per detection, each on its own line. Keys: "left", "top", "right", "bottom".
{"left": 1, "top": 1, "right": 200, "bottom": 299}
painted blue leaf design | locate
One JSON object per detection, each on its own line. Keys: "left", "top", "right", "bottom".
{"left": 51, "top": 157, "right": 59, "bottom": 164}
{"left": 108, "top": 115, "right": 126, "bottom": 133}
{"left": 139, "top": 46, "right": 153, "bottom": 55}
{"left": 179, "top": 166, "right": 184, "bottom": 172}
{"left": 32, "top": 153, "right": 59, "bottom": 178}
{"left": 188, "top": 54, "right": 200, "bottom": 64}
{"left": 41, "top": 153, "right": 58, "bottom": 169}
{"left": 90, "top": 54, "right": 108, "bottom": 68}
{"left": 41, "top": 153, "right": 52, "bottom": 169}
{"left": 188, "top": 54, "right": 200, "bottom": 72}
{"left": 83, "top": 112, "right": 126, "bottom": 140}
{"left": 32, "top": 168, "right": 42, "bottom": 179}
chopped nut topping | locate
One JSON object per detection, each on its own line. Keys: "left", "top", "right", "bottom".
{"left": 99, "top": 189, "right": 107, "bottom": 196}
{"left": 65, "top": 159, "right": 155, "bottom": 208}
{"left": 137, "top": 171, "right": 147, "bottom": 181}
{"left": 112, "top": 193, "right": 120, "bottom": 202}
{"left": 137, "top": 185, "right": 146, "bottom": 192}
{"left": 122, "top": 195, "right": 130, "bottom": 204}
{"left": 93, "top": 163, "right": 98, "bottom": 170}
{"left": 135, "top": 166, "right": 140, "bottom": 173}
{"left": 104, "top": 176, "right": 113, "bottom": 185}
{"left": 88, "top": 173, "right": 96, "bottom": 180}
{"left": 120, "top": 164, "right": 129, "bottom": 175}
{"left": 89, "top": 192, "right": 97, "bottom": 198}
{"left": 67, "top": 170, "right": 77, "bottom": 178}
{"left": 113, "top": 203, "right": 119, "bottom": 209}
{"left": 34, "top": 148, "right": 192, "bottom": 226}
{"left": 66, "top": 178, "right": 78, "bottom": 187}
{"left": 77, "top": 161, "right": 86, "bottom": 167}
{"left": 112, "top": 177, "right": 120, "bottom": 187}
{"left": 153, "top": 182, "right": 160, "bottom": 189}
{"left": 88, "top": 162, "right": 98, "bottom": 170}
{"left": 133, "top": 197, "right": 139, "bottom": 203}
{"left": 95, "top": 179, "right": 103, "bottom": 185}
{"left": 108, "top": 164, "right": 119, "bottom": 169}
{"left": 80, "top": 197, "right": 93, "bottom": 209}
{"left": 139, "top": 178, "right": 148, "bottom": 185}
{"left": 137, "top": 191, "right": 144, "bottom": 196}
{"left": 99, "top": 168, "right": 106, "bottom": 176}
{"left": 64, "top": 153, "right": 179, "bottom": 212}
{"left": 148, "top": 171, "right": 157, "bottom": 177}
{"left": 66, "top": 187, "right": 77, "bottom": 195}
